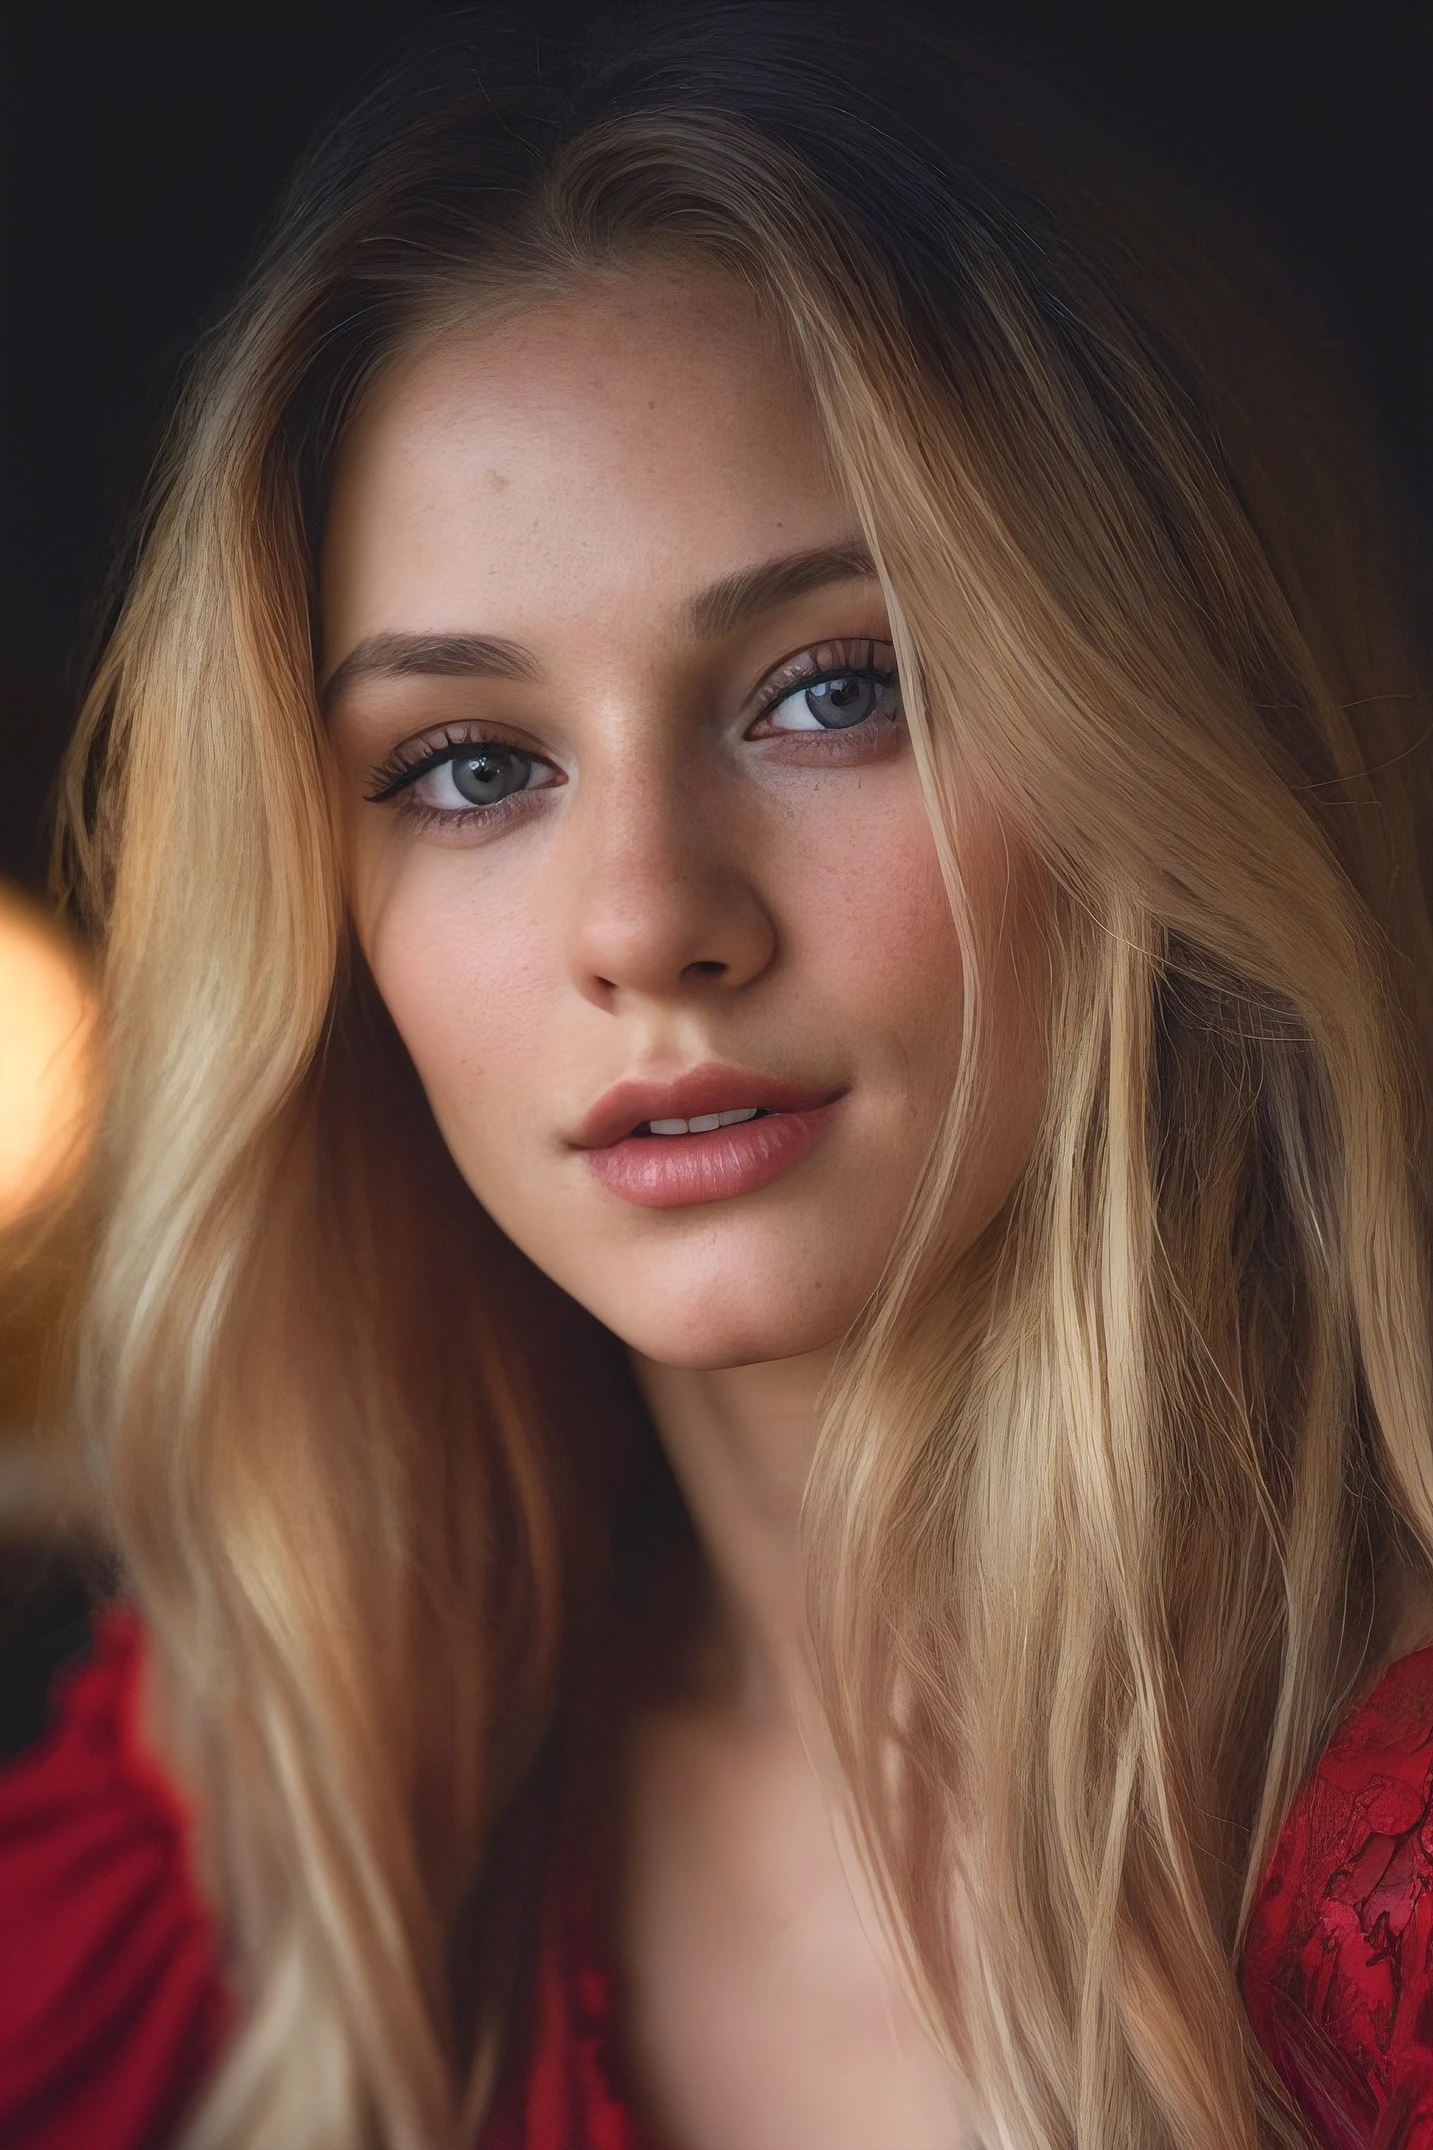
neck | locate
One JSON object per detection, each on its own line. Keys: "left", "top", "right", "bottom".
{"left": 629, "top": 1345, "right": 835, "bottom": 1726}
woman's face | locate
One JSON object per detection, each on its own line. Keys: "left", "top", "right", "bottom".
{"left": 323, "top": 266, "right": 1044, "bottom": 1368}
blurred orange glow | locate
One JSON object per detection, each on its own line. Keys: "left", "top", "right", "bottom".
{"left": 0, "top": 884, "right": 97, "bottom": 1231}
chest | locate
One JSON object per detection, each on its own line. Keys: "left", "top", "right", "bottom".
{"left": 615, "top": 1710, "right": 962, "bottom": 2150}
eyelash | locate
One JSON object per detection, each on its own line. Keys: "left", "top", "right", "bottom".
{"left": 365, "top": 727, "right": 509, "bottom": 804}
{"left": 750, "top": 638, "right": 900, "bottom": 739}
{"left": 363, "top": 637, "right": 901, "bottom": 828}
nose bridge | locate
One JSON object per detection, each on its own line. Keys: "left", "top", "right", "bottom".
{"left": 566, "top": 728, "right": 772, "bottom": 1001}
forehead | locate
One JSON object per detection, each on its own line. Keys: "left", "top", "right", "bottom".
{"left": 320, "top": 265, "right": 851, "bottom": 655}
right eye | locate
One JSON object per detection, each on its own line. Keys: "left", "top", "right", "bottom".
{"left": 365, "top": 733, "right": 558, "bottom": 820}
{"left": 413, "top": 744, "right": 542, "bottom": 809}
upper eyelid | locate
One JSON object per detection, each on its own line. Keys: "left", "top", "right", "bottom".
{"left": 747, "top": 639, "right": 898, "bottom": 721}
{"left": 745, "top": 635, "right": 896, "bottom": 710}
{"left": 393, "top": 719, "right": 539, "bottom": 760}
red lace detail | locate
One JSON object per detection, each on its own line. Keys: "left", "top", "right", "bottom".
{"left": 1240, "top": 1648, "right": 1433, "bottom": 2149}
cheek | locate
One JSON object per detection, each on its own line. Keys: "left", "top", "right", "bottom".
{"left": 799, "top": 779, "right": 1049, "bottom": 1233}
{"left": 787, "top": 776, "right": 964, "bottom": 1095}
{"left": 356, "top": 847, "right": 559, "bottom": 1147}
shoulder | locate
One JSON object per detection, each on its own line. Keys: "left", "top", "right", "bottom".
{"left": 1241, "top": 1647, "right": 1433, "bottom": 2149}
{"left": 0, "top": 1568, "right": 228, "bottom": 2150}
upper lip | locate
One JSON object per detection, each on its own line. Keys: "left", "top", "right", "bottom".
{"left": 572, "top": 1063, "right": 844, "bottom": 1150}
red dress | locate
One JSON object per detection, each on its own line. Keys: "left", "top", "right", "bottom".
{"left": 3, "top": 1607, "right": 1432, "bottom": 2150}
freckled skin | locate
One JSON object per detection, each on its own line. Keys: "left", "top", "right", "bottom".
{"left": 323, "top": 270, "right": 1041, "bottom": 1371}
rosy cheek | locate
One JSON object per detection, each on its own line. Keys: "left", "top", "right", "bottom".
{"left": 822, "top": 795, "right": 958, "bottom": 1013}
{"left": 364, "top": 865, "right": 559, "bottom": 1151}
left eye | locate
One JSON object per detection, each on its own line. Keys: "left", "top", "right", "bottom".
{"left": 413, "top": 744, "right": 541, "bottom": 809}
{"left": 761, "top": 668, "right": 900, "bottom": 733}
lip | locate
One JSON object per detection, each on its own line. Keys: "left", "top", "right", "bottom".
{"left": 573, "top": 1064, "right": 840, "bottom": 1151}
{"left": 573, "top": 1062, "right": 845, "bottom": 1210}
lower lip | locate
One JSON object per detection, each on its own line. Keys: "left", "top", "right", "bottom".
{"left": 583, "top": 1104, "right": 839, "bottom": 1209}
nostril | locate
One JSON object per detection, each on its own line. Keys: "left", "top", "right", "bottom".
{"left": 681, "top": 959, "right": 727, "bottom": 980}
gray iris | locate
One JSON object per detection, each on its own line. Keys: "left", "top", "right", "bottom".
{"left": 807, "top": 674, "right": 884, "bottom": 728}
{"left": 451, "top": 748, "right": 524, "bottom": 805}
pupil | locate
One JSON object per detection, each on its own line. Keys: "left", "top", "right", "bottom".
{"left": 806, "top": 673, "right": 877, "bottom": 728}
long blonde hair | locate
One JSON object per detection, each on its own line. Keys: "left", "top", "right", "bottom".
{"left": 37, "top": 8, "right": 1433, "bottom": 2145}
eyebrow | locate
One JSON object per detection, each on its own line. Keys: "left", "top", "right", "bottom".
{"left": 684, "top": 539, "right": 878, "bottom": 639}
{"left": 321, "top": 631, "right": 539, "bottom": 709}
{"left": 320, "top": 538, "right": 880, "bottom": 708}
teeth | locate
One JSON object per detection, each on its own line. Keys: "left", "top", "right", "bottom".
{"left": 644, "top": 1107, "right": 764, "bottom": 1137}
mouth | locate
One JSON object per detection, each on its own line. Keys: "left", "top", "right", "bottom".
{"left": 633, "top": 1105, "right": 768, "bottom": 1137}
{"left": 574, "top": 1067, "right": 845, "bottom": 1210}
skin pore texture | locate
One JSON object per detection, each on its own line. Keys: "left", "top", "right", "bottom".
{"left": 322, "top": 266, "right": 1047, "bottom": 2150}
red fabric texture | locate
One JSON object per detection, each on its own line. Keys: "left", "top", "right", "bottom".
{"left": 1241, "top": 1646, "right": 1433, "bottom": 2148}
{"left": 6, "top": 1613, "right": 1433, "bottom": 2150}
{"left": 0, "top": 1609, "right": 228, "bottom": 2150}
{"left": 481, "top": 1928, "right": 642, "bottom": 2150}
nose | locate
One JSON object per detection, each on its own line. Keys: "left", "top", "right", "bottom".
{"left": 565, "top": 754, "right": 776, "bottom": 1010}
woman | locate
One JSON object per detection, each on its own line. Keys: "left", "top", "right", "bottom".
{"left": 3, "top": 6, "right": 1431, "bottom": 2146}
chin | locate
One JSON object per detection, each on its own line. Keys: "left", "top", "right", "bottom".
{"left": 577, "top": 1268, "right": 861, "bottom": 1371}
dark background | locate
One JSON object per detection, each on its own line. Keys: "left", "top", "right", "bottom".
{"left": 2, "top": 0, "right": 1429, "bottom": 897}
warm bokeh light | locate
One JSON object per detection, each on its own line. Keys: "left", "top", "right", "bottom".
{"left": 0, "top": 882, "right": 96, "bottom": 1232}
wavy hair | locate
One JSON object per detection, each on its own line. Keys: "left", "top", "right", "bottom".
{"left": 37, "top": 6, "right": 1433, "bottom": 2145}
